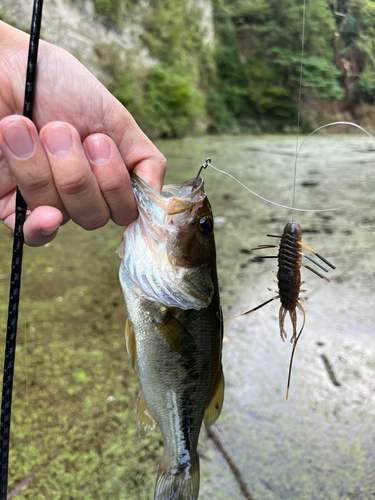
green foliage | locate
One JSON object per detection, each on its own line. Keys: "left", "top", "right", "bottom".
{"left": 93, "top": 0, "right": 121, "bottom": 22}
{"left": 272, "top": 50, "right": 344, "bottom": 101}
{"left": 142, "top": 0, "right": 216, "bottom": 90}
{"left": 340, "top": 14, "right": 359, "bottom": 47}
{"left": 211, "top": 0, "right": 344, "bottom": 130}
{"left": 205, "top": 91, "right": 237, "bottom": 133}
{"left": 94, "top": 0, "right": 215, "bottom": 138}
{"left": 115, "top": 62, "right": 205, "bottom": 139}
{"left": 140, "top": 0, "right": 218, "bottom": 134}
{"left": 142, "top": 63, "right": 205, "bottom": 138}
{"left": 208, "top": 5, "right": 259, "bottom": 131}
{"left": 355, "top": 66, "right": 375, "bottom": 103}
{"left": 334, "top": 0, "right": 375, "bottom": 103}
{"left": 95, "top": 41, "right": 205, "bottom": 139}
{"left": 93, "top": 0, "right": 375, "bottom": 135}
{"left": 92, "top": 0, "right": 137, "bottom": 24}
{"left": 0, "top": 221, "right": 160, "bottom": 499}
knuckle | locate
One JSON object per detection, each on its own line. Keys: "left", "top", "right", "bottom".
{"left": 97, "top": 178, "right": 119, "bottom": 196}
{"left": 74, "top": 211, "right": 109, "bottom": 231}
{"left": 112, "top": 207, "right": 138, "bottom": 227}
{"left": 57, "top": 172, "right": 91, "bottom": 197}
{"left": 22, "top": 170, "right": 54, "bottom": 194}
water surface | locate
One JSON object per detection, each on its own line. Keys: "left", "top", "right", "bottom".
{"left": 0, "top": 134, "right": 374, "bottom": 499}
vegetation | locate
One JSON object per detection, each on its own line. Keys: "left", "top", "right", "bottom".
{"left": 91, "top": 0, "right": 375, "bottom": 136}
{"left": 93, "top": 0, "right": 137, "bottom": 24}
{"left": 208, "top": 0, "right": 344, "bottom": 132}
{"left": 333, "top": 0, "right": 375, "bottom": 105}
{"left": 0, "top": 222, "right": 161, "bottom": 499}
{"left": 4, "top": 0, "right": 375, "bottom": 135}
{"left": 95, "top": 0, "right": 214, "bottom": 138}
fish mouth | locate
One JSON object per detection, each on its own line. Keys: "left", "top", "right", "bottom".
{"left": 120, "top": 174, "right": 214, "bottom": 310}
{"left": 131, "top": 174, "right": 207, "bottom": 253}
{"left": 131, "top": 174, "right": 205, "bottom": 216}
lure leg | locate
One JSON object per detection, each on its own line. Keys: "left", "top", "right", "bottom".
{"left": 289, "top": 308, "right": 298, "bottom": 344}
{"left": 225, "top": 296, "right": 278, "bottom": 322}
{"left": 279, "top": 306, "right": 288, "bottom": 342}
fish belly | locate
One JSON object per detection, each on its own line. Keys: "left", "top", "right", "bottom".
{"left": 121, "top": 267, "right": 221, "bottom": 500}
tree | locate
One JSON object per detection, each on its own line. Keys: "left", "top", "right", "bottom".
{"left": 210, "top": 0, "right": 343, "bottom": 131}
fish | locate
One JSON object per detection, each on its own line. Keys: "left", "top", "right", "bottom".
{"left": 117, "top": 174, "right": 224, "bottom": 500}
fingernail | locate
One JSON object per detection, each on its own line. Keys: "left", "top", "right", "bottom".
{"left": 1, "top": 121, "right": 35, "bottom": 159}
{"left": 86, "top": 136, "right": 111, "bottom": 164}
{"left": 44, "top": 125, "right": 73, "bottom": 157}
{"left": 40, "top": 225, "right": 60, "bottom": 237}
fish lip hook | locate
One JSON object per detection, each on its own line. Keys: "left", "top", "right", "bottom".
{"left": 195, "top": 158, "right": 211, "bottom": 180}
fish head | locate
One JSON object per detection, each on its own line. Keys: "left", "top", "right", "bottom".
{"left": 129, "top": 174, "right": 214, "bottom": 268}
{"left": 164, "top": 181, "right": 215, "bottom": 269}
{"left": 118, "top": 174, "right": 216, "bottom": 310}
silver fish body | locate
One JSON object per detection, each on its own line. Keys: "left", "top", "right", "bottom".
{"left": 118, "top": 175, "right": 224, "bottom": 500}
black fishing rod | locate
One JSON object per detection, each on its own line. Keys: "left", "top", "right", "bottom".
{"left": 0, "top": 1, "right": 44, "bottom": 498}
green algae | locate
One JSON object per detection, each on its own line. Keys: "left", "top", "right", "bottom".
{"left": 0, "top": 221, "right": 161, "bottom": 499}
{"left": 1, "top": 134, "right": 375, "bottom": 499}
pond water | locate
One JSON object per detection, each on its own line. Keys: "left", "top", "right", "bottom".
{"left": 0, "top": 134, "right": 374, "bottom": 499}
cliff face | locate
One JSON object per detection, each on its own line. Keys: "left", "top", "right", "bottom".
{"left": 1, "top": 0, "right": 216, "bottom": 137}
{"left": 1, "top": 0, "right": 214, "bottom": 82}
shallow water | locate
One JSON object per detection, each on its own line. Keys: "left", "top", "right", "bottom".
{"left": 160, "top": 134, "right": 375, "bottom": 500}
{"left": 0, "top": 134, "right": 374, "bottom": 499}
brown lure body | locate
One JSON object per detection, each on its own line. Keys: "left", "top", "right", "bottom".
{"left": 277, "top": 222, "right": 304, "bottom": 343}
{"left": 227, "top": 221, "right": 335, "bottom": 399}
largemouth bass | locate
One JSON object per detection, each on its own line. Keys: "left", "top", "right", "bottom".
{"left": 118, "top": 174, "right": 224, "bottom": 500}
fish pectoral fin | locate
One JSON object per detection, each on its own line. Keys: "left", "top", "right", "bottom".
{"left": 204, "top": 365, "right": 224, "bottom": 428}
{"left": 154, "top": 313, "right": 196, "bottom": 355}
{"left": 125, "top": 318, "right": 136, "bottom": 371}
{"left": 137, "top": 391, "right": 157, "bottom": 440}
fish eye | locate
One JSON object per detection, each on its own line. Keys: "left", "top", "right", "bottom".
{"left": 198, "top": 216, "right": 213, "bottom": 236}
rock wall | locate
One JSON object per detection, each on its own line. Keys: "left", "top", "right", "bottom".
{"left": 1, "top": 0, "right": 214, "bottom": 82}
{"left": 190, "top": 0, "right": 214, "bottom": 44}
{"left": 1, "top": 0, "right": 148, "bottom": 81}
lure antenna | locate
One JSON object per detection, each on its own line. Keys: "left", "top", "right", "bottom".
{"left": 0, "top": 1, "right": 44, "bottom": 498}
{"left": 195, "top": 157, "right": 211, "bottom": 179}
{"left": 286, "top": 303, "right": 306, "bottom": 400}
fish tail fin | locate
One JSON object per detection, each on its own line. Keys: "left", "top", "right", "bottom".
{"left": 154, "top": 456, "right": 200, "bottom": 500}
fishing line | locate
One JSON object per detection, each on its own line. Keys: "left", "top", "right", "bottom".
{"left": 0, "top": 1, "right": 44, "bottom": 498}
{"left": 296, "top": 121, "right": 375, "bottom": 155}
{"left": 205, "top": 162, "right": 340, "bottom": 212}
{"left": 201, "top": 118, "right": 375, "bottom": 213}
{"left": 291, "top": 0, "right": 307, "bottom": 222}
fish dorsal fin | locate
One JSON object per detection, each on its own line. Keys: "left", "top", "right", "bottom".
{"left": 204, "top": 365, "right": 224, "bottom": 428}
{"left": 154, "top": 313, "right": 196, "bottom": 355}
{"left": 137, "top": 391, "right": 157, "bottom": 440}
{"left": 125, "top": 318, "right": 136, "bottom": 371}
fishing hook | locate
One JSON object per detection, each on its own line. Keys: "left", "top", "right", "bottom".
{"left": 195, "top": 157, "right": 211, "bottom": 179}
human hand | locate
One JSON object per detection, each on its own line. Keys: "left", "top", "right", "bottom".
{"left": 0, "top": 22, "right": 167, "bottom": 246}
